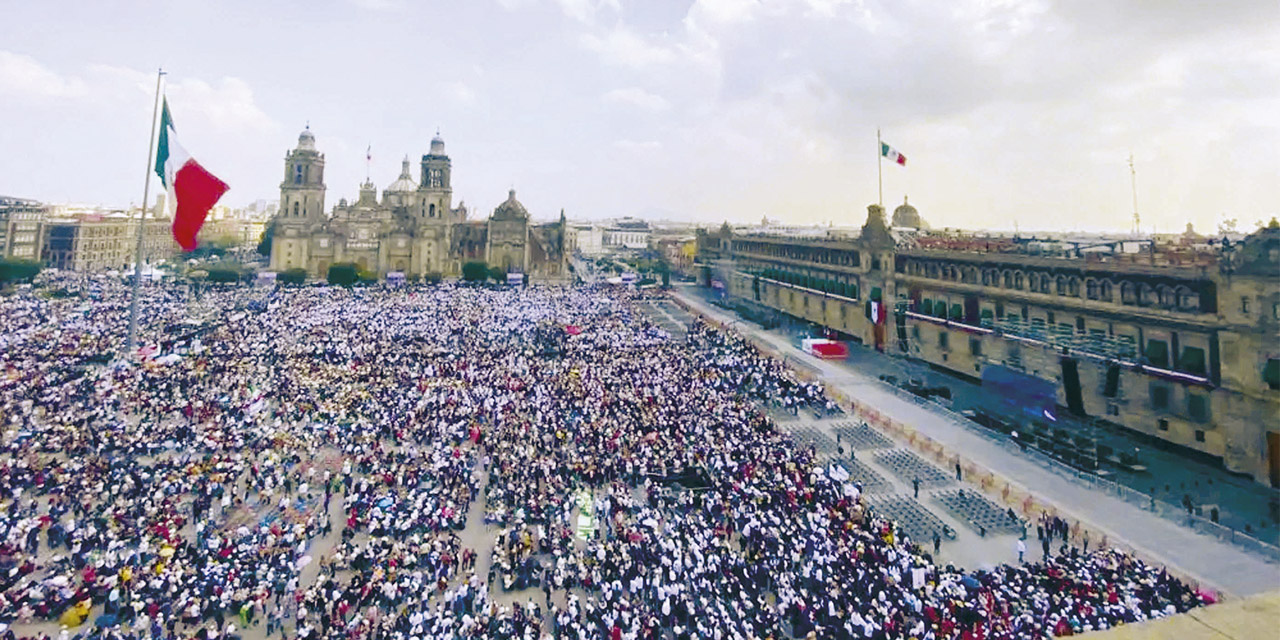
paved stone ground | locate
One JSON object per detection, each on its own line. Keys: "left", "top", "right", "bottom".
{"left": 673, "top": 287, "right": 1280, "bottom": 597}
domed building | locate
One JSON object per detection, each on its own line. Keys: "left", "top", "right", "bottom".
{"left": 382, "top": 157, "right": 419, "bottom": 206}
{"left": 487, "top": 189, "right": 530, "bottom": 272}
{"left": 269, "top": 127, "right": 567, "bottom": 280}
{"left": 891, "top": 196, "right": 929, "bottom": 230}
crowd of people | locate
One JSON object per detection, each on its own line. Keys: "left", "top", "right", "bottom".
{"left": 0, "top": 273, "right": 1207, "bottom": 640}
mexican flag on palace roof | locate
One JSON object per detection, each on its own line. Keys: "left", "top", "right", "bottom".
{"left": 154, "top": 99, "right": 229, "bottom": 252}
{"left": 881, "top": 141, "right": 906, "bottom": 166}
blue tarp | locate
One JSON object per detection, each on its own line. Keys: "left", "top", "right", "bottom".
{"left": 981, "top": 365, "right": 1058, "bottom": 422}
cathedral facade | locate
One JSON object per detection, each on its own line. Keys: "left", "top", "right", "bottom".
{"left": 269, "top": 128, "right": 567, "bottom": 280}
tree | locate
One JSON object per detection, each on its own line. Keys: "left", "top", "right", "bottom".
{"left": 257, "top": 220, "right": 276, "bottom": 257}
{"left": 327, "top": 262, "right": 359, "bottom": 287}
{"left": 278, "top": 268, "right": 307, "bottom": 285}
{"left": 205, "top": 267, "right": 241, "bottom": 283}
{"left": 462, "top": 261, "right": 489, "bottom": 282}
{"left": 423, "top": 271, "right": 443, "bottom": 284}
{"left": 488, "top": 266, "right": 507, "bottom": 283}
{"left": 0, "top": 259, "right": 42, "bottom": 284}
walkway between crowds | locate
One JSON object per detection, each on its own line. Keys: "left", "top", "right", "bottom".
{"left": 671, "top": 288, "right": 1280, "bottom": 598}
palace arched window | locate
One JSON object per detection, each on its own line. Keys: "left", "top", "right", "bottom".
{"left": 1139, "top": 283, "right": 1157, "bottom": 306}
{"left": 1176, "top": 286, "right": 1199, "bottom": 311}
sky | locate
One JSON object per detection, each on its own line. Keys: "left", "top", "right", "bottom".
{"left": 1, "top": 0, "right": 1277, "bottom": 233}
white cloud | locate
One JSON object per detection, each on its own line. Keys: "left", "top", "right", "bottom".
{"left": 443, "top": 81, "right": 478, "bottom": 107}
{"left": 580, "top": 28, "right": 678, "bottom": 69}
{"left": 165, "top": 76, "right": 275, "bottom": 133}
{"left": 613, "top": 139, "right": 662, "bottom": 152}
{"left": 602, "top": 87, "right": 670, "bottom": 112}
{"left": 0, "top": 53, "right": 272, "bottom": 133}
{"left": 554, "top": 0, "right": 620, "bottom": 23}
{"left": 0, "top": 51, "right": 88, "bottom": 100}
{"left": 347, "top": 0, "right": 407, "bottom": 11}
{"left": 687, "top": 0, "right": 761, "bottom": 26}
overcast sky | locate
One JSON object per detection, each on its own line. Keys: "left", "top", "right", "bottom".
{"left": 1, "top": 0, "right": 1277, "bottom": 232}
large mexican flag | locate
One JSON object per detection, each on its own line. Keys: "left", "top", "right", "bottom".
{"left": 154, "top": 99, "right": 229, "bottom": 252}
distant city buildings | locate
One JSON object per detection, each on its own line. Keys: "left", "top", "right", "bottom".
{"left": 603, "top": 218, "right": 651, "bottom": 250}
{"left": 41, "top": 210, "right": 171, "bottom": 271}
{"left": 197, "top": 203, "right": 273, "bottom": 250}
{"left": 1, "top": 193, "right": 274, "bottom": 272}
{"left": 566, "top": 224, "right": 604, "bottom": 256}
{"left": 1, "top": 195, "right": 45, "bottom": 261}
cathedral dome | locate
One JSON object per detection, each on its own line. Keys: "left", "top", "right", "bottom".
{"left": 891, "top": 196, "right": 926, "bottom": 229}
{"left": 298, "top": 126, "right": 316, "bottom": 151}
{"left": 385, "top": 157, "right": 417, "bottom": 193}
{"left": 492, "top": 189, "right": 528, "bottom": 220}
{"left": 429, "top": 132, "right": 446, "bottom": 156}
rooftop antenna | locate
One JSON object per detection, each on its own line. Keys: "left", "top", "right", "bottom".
{"left": 1129, "top": 153, "right": 1140, "bottom": 235}
{"left": 365, "top": 144, "right": 372, "bottom": 182}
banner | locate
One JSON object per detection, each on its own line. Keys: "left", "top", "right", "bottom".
{"left": 574, "top": 489, "right": 596, "bottom": 540}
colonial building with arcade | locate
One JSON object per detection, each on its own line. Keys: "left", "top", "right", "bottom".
{"left": 269, "top": 128, "right": 567, "bottom": 280}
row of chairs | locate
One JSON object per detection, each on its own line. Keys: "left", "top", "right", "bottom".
{"left": 932, "top": 488, "right": 1024, "bottom": 535}
{"left": 874, "top": 449, "right": 955, "bottom": 488}
{"left": 831, "top": 421, "right": 894, "bottom": 451}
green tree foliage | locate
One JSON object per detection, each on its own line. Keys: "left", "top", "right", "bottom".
{"left": 423, "top": 271, "right": 443, "bottom": 284}
{"left": 0, "top": 259, "right": 42, "bottom": 284}
{"left": 462, "top": 261, "right": 489, "bottom": 282}
{"left": 327, "top": 262, "right": 359, "bottom": 287}
{"left": 488, "top": 266, "right": 507, "bottom": 283}
{"left": 278, "top": 268, "right": 307, "bottom": 285}
{"left": 257, "top": 220, "right": 275, "bottom": 257}
{"left": 205, "top": 267, "right": 241, "bottom": 283}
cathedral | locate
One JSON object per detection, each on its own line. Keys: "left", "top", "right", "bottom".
{"left": 269, "top": 127, "right": 567, "bottom": 280}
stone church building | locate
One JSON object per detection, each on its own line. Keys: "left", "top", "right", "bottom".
{"left": 269, "top": 128, "right": 567, "bottom": 280}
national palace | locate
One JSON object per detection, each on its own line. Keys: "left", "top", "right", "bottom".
{"left": 698, "top": 203, "right": 1280, "bottom": 487}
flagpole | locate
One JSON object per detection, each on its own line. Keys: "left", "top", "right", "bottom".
{"left": 126, "top": 68, "right": 166, "bottom": 357}
{"left": 877, "top": 128, "right": 883, "bottom": 208}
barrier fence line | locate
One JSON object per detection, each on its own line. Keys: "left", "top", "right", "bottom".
{"left": 669, "top": 293, "right": 1233, "bottom": 603}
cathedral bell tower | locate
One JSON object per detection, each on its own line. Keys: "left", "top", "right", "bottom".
{"left": 280, "top": 126, "right": 327, "bottom": 222}
{"left": 417, "top": 132, "right": 452, "bottom": 221}
{"left": 271, "top": 126, "right": 328, "bottom": 273}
